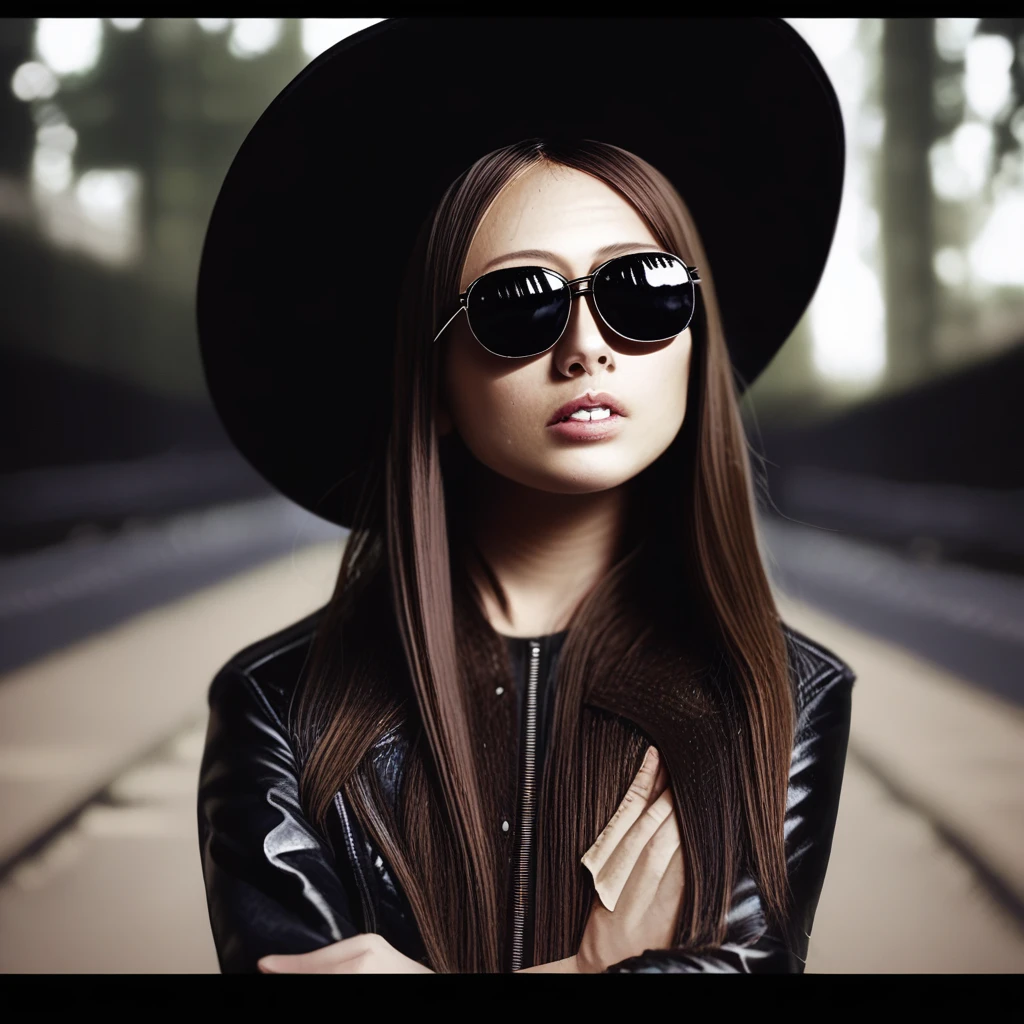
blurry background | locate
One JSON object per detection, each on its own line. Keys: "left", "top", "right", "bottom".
{"left": 0, "top": 18, "right": 1021, "bottom": 973}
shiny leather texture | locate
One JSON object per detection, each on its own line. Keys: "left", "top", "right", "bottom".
{"left": 198, "top": 609, "right": 855, "bottom": 973}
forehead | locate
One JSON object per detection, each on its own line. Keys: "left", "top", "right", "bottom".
{"left": 462, "top": 163, "right": 659, "bottom": 283}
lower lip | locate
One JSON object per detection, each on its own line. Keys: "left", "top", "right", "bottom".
{"left": 546, "top": 413, "right": 624, "bottom": 440}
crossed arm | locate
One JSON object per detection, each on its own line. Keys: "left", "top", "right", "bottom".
{"left": 198, "top": 663, "right": 854, "bottom": 973}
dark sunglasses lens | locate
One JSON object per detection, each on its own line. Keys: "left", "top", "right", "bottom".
{"left": 593, "top": 253, "right": 694, "bottom": 342}
{"left": 467, "top": 267, "right": 570, "bottom": 357}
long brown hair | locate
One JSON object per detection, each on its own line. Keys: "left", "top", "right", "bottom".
{"left": 290, "top": 138, "right": 794, "bottom": 973}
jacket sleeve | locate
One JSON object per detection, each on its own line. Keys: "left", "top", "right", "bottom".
{"left": 197, "top": 665, "right": 361, "bottom": 973}
{"left": 606, "top": 661, "right": 855, "bottom": 973}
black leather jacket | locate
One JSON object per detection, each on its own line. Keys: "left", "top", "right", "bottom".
{"left": 197, "top": 609, "right": 855, "bottom": 973}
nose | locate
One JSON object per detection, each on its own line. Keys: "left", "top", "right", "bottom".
{"left": 552, "top": 290, "right": 614, "bottom": 374}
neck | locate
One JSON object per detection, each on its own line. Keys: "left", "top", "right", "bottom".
{"left": 462, "top": 465, "right": 629, "bottom": 638}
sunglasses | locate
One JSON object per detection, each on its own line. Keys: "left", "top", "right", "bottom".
{"left": 432, "top": 250, "right": 700, "bottom": 359}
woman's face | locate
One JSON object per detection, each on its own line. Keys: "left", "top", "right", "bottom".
{"left": 438, "top": 162, "right": 692, "bottom": 496}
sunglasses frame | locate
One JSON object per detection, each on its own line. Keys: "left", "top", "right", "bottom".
{"left": 431, "top": 250, "right": 701, "bottom": 359}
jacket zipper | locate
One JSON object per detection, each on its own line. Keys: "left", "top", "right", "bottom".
{"left": 510, "top": 640, "right": 541, "bottom": 972}
{"left": 334, "top": 791, "right": 377, "bottom": 934}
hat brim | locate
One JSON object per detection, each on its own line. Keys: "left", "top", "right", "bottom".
{"left": 197, "top": 17, "right": 844, "bottom": 529}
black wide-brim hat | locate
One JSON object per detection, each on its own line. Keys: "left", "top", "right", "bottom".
{"left": 197, "top": 17, "right": 844, "bottom": 530}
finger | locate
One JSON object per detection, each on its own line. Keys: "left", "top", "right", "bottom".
{"left": 590, "top": 783, "right": 675, "bottom": 913}
{"left": 644, "top": 845, "right": 685, "bottom": 947}
{"left": 615, "top": 805, "right": 682, "bottom": 920}
{"left": 582, "top": 747, "right": 666, "bottom": 881}
{"left": 258, "top": 935, "right": 372, "bottom": 973}
{"left": 581, "top": 751, "right": 666, "bottom": 894}
{"left": 593, "top": 784, "right": 674, "bottom": 911}
{"left": 653, "top": 844, "right": 685, "bottom": 911}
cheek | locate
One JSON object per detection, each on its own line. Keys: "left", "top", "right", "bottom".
{"left": 645, "top": 334, "right": 693, "bottom": 429}
{"left": 444, "top": 350, "right": 531, "bottom": 456}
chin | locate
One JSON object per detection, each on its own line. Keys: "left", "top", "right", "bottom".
{"left": 513, "top": 458, "right": 637, "bottom": 496}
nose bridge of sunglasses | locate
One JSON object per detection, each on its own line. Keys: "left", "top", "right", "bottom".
{"left": 564, "top": 280, "right": 617, "bottom": 346}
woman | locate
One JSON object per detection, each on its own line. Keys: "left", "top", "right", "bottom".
{"left": 196, "top": 17, "right": 854, "bottom": 974}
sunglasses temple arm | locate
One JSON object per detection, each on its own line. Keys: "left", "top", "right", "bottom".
{"left": 432, "top": 304, "right": 466, "bottom": 344}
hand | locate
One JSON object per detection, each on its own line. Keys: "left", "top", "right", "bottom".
{"left": 258, "top": 933, "right": 435, "bottom": 974}
{"left": 576, "top": 746, "right": 684, "bottom": 973}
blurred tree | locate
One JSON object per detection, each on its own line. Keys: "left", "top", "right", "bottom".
{"left": 0, "top": 18, "right": 34, "bottom": 177}
{"left": 58, "top": 23, "right": 156, "bottom": 164}
{"left": 881, "top": 18, "right": 937, "bottom": 390}
{"left": 7, "top": 19, "right": 308, "bottom": 401}
{"left": 978, "top": 18, "right": 1024, "bottom": 166}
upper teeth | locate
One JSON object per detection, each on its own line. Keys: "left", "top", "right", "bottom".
{"left": 566, "top": 406, "right": 612, "bottom": 421}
